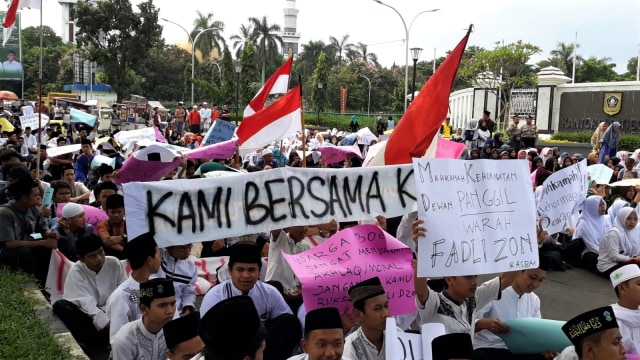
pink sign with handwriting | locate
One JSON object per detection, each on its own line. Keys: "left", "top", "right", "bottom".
{"left": 435, "top": 138, "right": 465, "bottom": 159}
{"left": 284, "top": 224, "right": 415, "bottom": 315}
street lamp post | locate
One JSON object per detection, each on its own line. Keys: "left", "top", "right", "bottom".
{"left": 373, "top": 1, "right": 439, "bottom": 112}
{"left": 235, "top": 64, "right": 242, "bottom": 125}
{"left": 359, "top": 74, "right": 380, "bottom": 117}
{"left": 317, "top": 82, "right": 323, "bottom": 121}
{"left": 410, "top": 47, "right": 423, "bottom": 103}
{"left": 161, "top": 18, "right": 220, "bottom": 105}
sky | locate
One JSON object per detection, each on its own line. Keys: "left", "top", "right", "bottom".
{"left": 17, "top": 0, "right": 640, "bottom": 74}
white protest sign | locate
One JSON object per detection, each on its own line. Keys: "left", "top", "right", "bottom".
{"left": 412, "top": 159, "right": 538, "bottom": 277}
{"left": 22, "top": 106, "right": 34, "bottom": 116}
{"left": 20, "top": 112, "right": 50, "bottom": 130}
{"left": 384, "top": 318, "right": 446, "bottom": 360}
{"left": 588, "top": 164, "right": 614, "bottom": 184}
{"left": 46, "top": 144, "right": 81, "bottom": 157}
{"left": 537, "top": 160, "right": 589, "bottom": 234}
{"left": 114, "top": 127, "right": 156, "bottom": 145}
{"left": 123, "top": 164, "right": 417, "bottom": 247}
{"left": 357, "top": 127, "right": 378, "bottom": 145}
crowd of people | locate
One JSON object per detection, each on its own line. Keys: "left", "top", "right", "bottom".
{"left": 0, "top": 106, "right": 637, "bottom": 360}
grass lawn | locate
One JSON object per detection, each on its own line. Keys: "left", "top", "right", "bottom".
{"left": 0, "top": 267, "right": 71, "bottom": 359}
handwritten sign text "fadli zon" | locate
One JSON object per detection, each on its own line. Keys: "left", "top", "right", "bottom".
{"left": 412, "top": 159, "right": 538, "bottom": 277}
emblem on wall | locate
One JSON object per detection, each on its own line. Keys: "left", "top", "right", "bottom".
{"left": 603, "top": 92, "right": 622, "bottom": 115}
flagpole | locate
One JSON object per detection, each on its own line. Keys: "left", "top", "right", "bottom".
{"left": 36, "top": 0, "right": 43, "bottom": 175}
{"left": 298, "top": 75, "right": 306, "bottom": 168}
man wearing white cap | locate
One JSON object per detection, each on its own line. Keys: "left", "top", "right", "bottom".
{"left": 200, "top": 102, "right": 211, "bottom": 133}
{"left": 256, "top": 148, "right": 278, "bottom": 169}
{"left": 610, "top": 264, "right": 640, "bottom": 354}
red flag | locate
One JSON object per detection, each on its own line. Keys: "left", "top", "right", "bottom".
{"left": 384, "top": 26, "right": 472, "bottom": 165}
{"left": 2, "top": 0, "right": 21, "bottom": 29}
{"left": 237, "top": 84, "right": 301, "bottom": 149}
{"left": 3, "top": 0, "right": 40, "bottom": 46}
{"left": 243, "top": 56, "right": 293, "bottom": 117}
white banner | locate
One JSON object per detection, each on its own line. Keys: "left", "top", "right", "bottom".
{"left": 384, "top": 318, "right": 446, "bottom": 360}
{"left": 114, "top": 127, "right": 155, "bottom": 145}
{"left": 537, "top": 160, "right": 588, "bottom": 234}
{"left": 46, "top": 144, "right": 81, "bottom": 157}
{"left": 412, "top": 159, "right": 538, "bottom": 277}
{"left": 20, "top": 113, "right": 50, "bottom": 130}
{"left": 124, "top": 165, "right": 417, "bottom": 247}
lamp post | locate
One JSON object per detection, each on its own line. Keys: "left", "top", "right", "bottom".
{"left": 410, "top": 47, "right": 423, "bottom": 103}
{"left": 373, "top": 1, "right": 439, "bottom": 112}
{"left": 317, "top": 82, "right": 323, "bottom": 121}
{"left": 359, "top": 74, "right": 380, "bottom": 117}
{"left": 161, "top": 18, "right": 220, "bottom": 105}
{"left": 235, "top": 64, "right": 241, "bottom": 125}
{"left": 211, "top": 61, "right": 221, "bottom": 82}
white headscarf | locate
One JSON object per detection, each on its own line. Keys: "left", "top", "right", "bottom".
{"left": 607, "top": 199, "right": 630, "bottom": 227}
{"left": 610, "top": 207, "right": 640, "bottom": 255}
{"left": 573, "top": 196, "right": 611, "bottom": 253}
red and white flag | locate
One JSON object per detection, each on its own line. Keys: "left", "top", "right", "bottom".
{"left": 384, "top": 26, "right": 472, "bottom": 165}
{"left": 237, "top": 84, "right": 301, "bottom": 149}
{"left": 3, "top": 0, "right": 40, "bottom": 46}
{"left": 243, "top": 56, "right": 293, "bottom": 117}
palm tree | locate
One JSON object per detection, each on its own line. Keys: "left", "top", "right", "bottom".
{"left": 249, "top": 16, "right": 284, "bottom": 85}
{"left": 347, "top": 42, "right": 378, "bottom": 66}
{"left": 329, "top": 34, "right": 352, "bottom": 61}
{"left": 549, "top": 42, "right": 583, "bottom": 75}
{"left": 190, "top": 11, "right": 226, "bottom": 59}
{"left": 230, "top": 24, "right": 253, "bottom": 59}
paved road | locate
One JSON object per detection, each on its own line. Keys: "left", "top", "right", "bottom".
{"left": 481, "top": 267, "right": 617, "bottom": 321}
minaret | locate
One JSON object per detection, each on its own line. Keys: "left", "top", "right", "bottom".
{"left": 282, "top": 0, "right": 300, "bottom": 58}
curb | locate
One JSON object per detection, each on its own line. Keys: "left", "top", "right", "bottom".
{"left": 26, "top": 284, "right": 90, "bottom": 360}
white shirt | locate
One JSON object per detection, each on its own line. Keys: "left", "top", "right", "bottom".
{"left": 343, "top": 326, "right": 386, "bottom": 360}
{"left": 199, "top": 108, "right": 211, "bottom": 120}
{"left": 597, "top": 231, "right": 635, "bottom": 273}
{"left": 151, "top": 248, "right": 197, "bottom": 314}
{"left": 3, "top": 60, "right": 22, "bottom": 72}
{"left": 24, "top": 133, "right": 37, "bottom": 149}
{"left": 396, "top": 211, "right": 418, "bottom": 252}
{"left": 417, "top": 276, "right": 501, "bottom": 334}
{"left": 611, "top": 303, "right": 640, "bottom": 354}
{"left": 266, "top": 230, "right": 311, "bottom": 292}
{"left": 473, "top": 286, "right": 541, "bottom": 349}
{"left": 62, "top": 256, "right": 126, "bottom": 331}
{"left": 110, "top": 318, "right": 167, "bottom": 360}
{"left": 200, "top": 279, "right": 292, "bottom": 322}
{"left": 106, "top": 275, "right": 142, "bottom": 342}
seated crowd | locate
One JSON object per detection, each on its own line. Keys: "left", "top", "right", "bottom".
{"left": 0, "top": 118, "right": 637, "bottom": 360}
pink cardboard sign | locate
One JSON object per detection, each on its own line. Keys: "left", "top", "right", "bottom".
{"left": 318, "top": 144, "right": 363, "bottom": 165}
{"left": 284, "top": 224, "right": 415, "bottom": 315}
{"left": 56, "top": 203, "right": 108, "bottom": 235}
{"left": 187, "top": 138, "right": 238, "bottom": 160}
{"left": 115, "top": 156, "right": 183, "bottom": 185}
{"left": 435, "top": 137, "right": 465, "bottom": 159}
{"left": 154, "top": 126, "right": 167, "bottom": 143}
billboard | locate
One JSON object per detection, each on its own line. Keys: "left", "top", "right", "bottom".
{"left": 0, "top": 11, "right": 22, "bottom": 97}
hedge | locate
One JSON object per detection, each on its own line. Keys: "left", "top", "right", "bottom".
{"left": 552, "top": 132, "right": 640, "bottom": 151}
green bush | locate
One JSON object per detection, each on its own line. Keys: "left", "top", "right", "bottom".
{"left": 0, "top": 268, "right": 71, "bottom": 359}
{"left": 552, "top": 132, "right": 640, "bottom": 151}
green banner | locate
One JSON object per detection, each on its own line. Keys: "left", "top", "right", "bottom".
{"left": 0, "top": 11, "right": 22, "bottom": 97}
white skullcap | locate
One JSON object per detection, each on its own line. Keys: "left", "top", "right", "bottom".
{"left": 610, "top": 264, "right": 640, "bottom": 288}
{"left": 62, "top": 203, "right": 84, "bottom": 219}
{"left": 262, "top": 148, "right": 273, "bottom": 156}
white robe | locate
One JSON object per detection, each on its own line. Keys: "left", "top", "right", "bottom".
{"left": 62, "top": 256, "right": 126, "bottom": 330}
{"left": 612, "top": 303, "right": 640, "bottom": 354}
{"left": 110, "top": 318, "right": 167, "bottom": 360}
{"left": 106, "top": 275, "right": 142, "bottom": 342}
{"left": 265, "top": 230, "right": 311, "bottom": 292}
{"left": 199, "top": 279, "right": 292, "bottom": 322}
{"left": 151, "top": 248, "right": 197, "bottom": 315}
{"left": 343, "top": 326, "right": 386, "bottom": 360}
{"left": 288, "top": 354, "right": 353, "bottom": 360}
{"left": 473, "top": 286, "right": 541, "bottom": 349}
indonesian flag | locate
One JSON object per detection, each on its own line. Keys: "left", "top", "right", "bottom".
{"left": 237, "top": 84, "right": 301, "bottom": 150}
{"left": 384, "top": 26, "right": 472, "bottom": 165}
{"left": 243, "top": 56, "right": 293, "bottom": 117}
{"left": 3, "top": 0, "right": 40, "bottom": 46}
